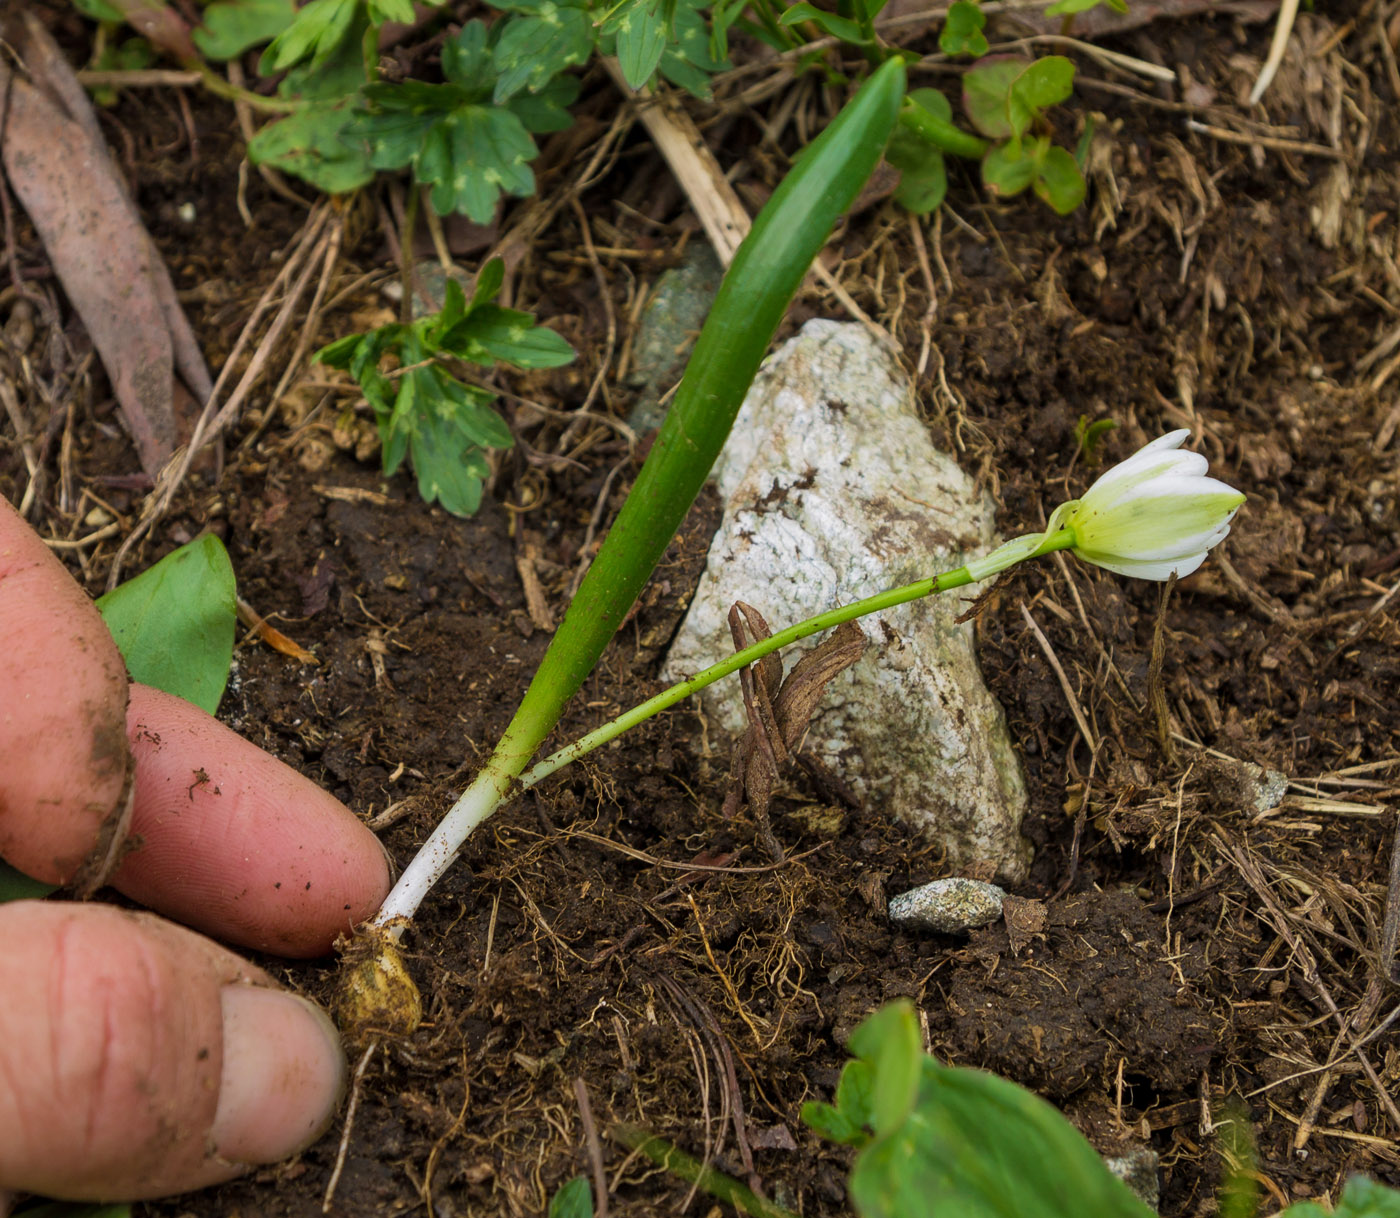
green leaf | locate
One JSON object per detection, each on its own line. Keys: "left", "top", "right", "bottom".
{"left": 194, "top": 0, "right": 296, "bottom": 60}
{"left": 548, "top": 1176, "right": 594, "bottom": 1218}
{"left": 508, "top": 73, "right": 581, "bottom": 133}
{"left": 277, "top": 5, "right": 370, "bottom": 100}
{"left": 852, "top": 1059, "right": 1155, "bottom": 1218}
{"left": 887, "top": 91, "right": 951, "bottom": 212}
{"left": 259, "top": 0, "right": 357, "bottom": 73}
{"left": 779, "top": 2, "right": 868, "bottom": 43}
{"left": 606, "top": 0, "right": 670, "bottom": 89}
{"left": 847, "top": 1001, "right": 922, "bottom": 1136}
{"left": 96, "top": 535, "right": 237, "bottom": 715}
{"left": 658, "top": 0, "right": 729, "bottom": 98}
{"left": 940, "top": 0, "right": 988, "bottom": 56}
{"left": 491, "top": 0, "right": 594, "bottom": 102}
{"left": 963, "top": 55, "right": 1029, "bottom": 139}
{"left": 1031, "top": 143, "right": 1086, "bottom": 214}
{"left": 1046, "top": 0, "right": 1128, "bottom": 14}
{"left": 367, "top": 0, "right": 416, "bottom": 21}
{"left": 981, "top": 137, "right": 1038, "bottom": 198}
{"left": 355, "top": 23, "right": 554, "bottom": 222}
{"left": 71, "top": 0, "right": 125, "bottom": 22}
{"left": 249, "top": 101, "right": 376, "bottom": 196}
{"left": 0, "top": 859, "right": 57, "bottom": 903}
{"left": 1280, "top": 1177, "right": 1400, "bottom": 1218}
{"left": 440, "top": 304, "right": 576, "bottom": 368}
{"left": 1007, "top": 56, "right": 1074, "bottom": 137}
{"left": 893, "top": 155, "right": 947, "bottom": 212}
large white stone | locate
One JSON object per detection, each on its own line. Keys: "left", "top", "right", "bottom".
{"left": 662, "top": 320, "right": 1030, "bottom": 879}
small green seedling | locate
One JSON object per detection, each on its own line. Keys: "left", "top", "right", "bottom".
{"left": 546, "top": 1176, "right": 594, "bottom": 1218}
{"left": 315, "top": 257, "right": 574, "bottom": 517}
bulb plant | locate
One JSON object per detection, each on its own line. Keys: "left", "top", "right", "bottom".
{"left": 339, "top": 83, "right": 1245, "bottom": 1028}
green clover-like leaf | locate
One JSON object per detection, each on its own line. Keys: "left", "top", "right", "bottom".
{"left": 939, "top": 0, "right": 988, "bottom": 56}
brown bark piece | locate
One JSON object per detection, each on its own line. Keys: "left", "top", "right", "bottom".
{"left": 0, "top": 16, "right": 212, "bottom": 477}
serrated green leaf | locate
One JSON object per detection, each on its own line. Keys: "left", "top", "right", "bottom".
{"left": 277, "top": 5, "right": 369, "bottom": 100}
{"left": 508, "top": 73, "right": 580, "bottom": 133}
{"left": 939, "top": 0, "right": 988, "bottom": 56}
{"left": 96, "top": 535, "right": 237, "bottom": 715}
{"left": 491, "top": 0, "right": 593, "bottom": 102}
{"left": 195, "top": 0, "right": 295, "bottom": 60}
{"left": 1031, "top": 143, "right": 1085, "bottom": 214}
{"left": 442, "top": 304, "right": 576, "bottom": 368}
{"left": 259, "top": 0, "right": 357, "bottom": 73}
{"left": 0, "top": 860, "right": 57, "bottom": 903}
{"left": 548, "top": 1176, "right": 594, "bottom": 1218}
{"left": 659, "top": 0, "right": 728, "bottom": 98}
{"left": 249, "top": 102, "right": 376, "bottom": 195}
{"left": 779, "top": 2, "right": 867, "bottom": 43}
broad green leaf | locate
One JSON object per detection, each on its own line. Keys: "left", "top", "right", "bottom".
{"left": 849, "top": 1000, "right": 921, "bottom": 1137}
{"left": 0, "top": 860, "right": 57, "bottom": 903}
{"left": 249, "top": 102, "right": 376, "bottom": 195}
{"left": 491, "top": 0, "right": 594, "bottom": 102}
{"left": 259, "top": 0, "right": 357, "bottom": 73}
{"left": 963, "top": 55, "right": 1030, "bottom": 139}
{"left": 779, "top": 3, "right": 867, "bottom": 44}
{"left": 981, "top": 138, "right": 1038, "bottom": 198}
{"left": 548, "top": 1176, "right": 594, "bottom": 1218}
{"left": 1007, "top": 56, "right": 1074, "bottom": 138}
{"left": 1031, "top": 144, "right": 1085, "bottom": 214}
{"left": 940, "top": 0, "right": 988, "bottom": 56}
{"left": 96, "top": 535, "right": 237, "bottom": 715}
{"left": 893, "top": 156, "right": 947, "bottom": 213}
{"left": 1280, "top": 1177, "right": 1400, "bottom": 1218}
{"left": 195, "top": 0, "right": 295, "bottom": 59}
{"left": 277, "top": 5, "right": 370, "bottom": 101}
{"left": 851, "top": 1058, "right": 1155, "bottom": 1218}
{"left": 887, "top": 91, "right": 951, "bottom": 213}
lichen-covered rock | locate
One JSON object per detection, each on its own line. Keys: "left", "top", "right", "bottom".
{"left": 662, "top": 320, "right": 1031, "bottom": 879}
{"left": 888, "top": 878, "right": 1007, "bottom": 934}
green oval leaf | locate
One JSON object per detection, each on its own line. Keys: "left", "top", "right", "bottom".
{"left": 96, "top": 534, "right": 237, "bottom": 714}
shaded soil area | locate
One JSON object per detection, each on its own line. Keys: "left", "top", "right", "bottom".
{"left": 4, "top": 2, "right": 1400, "bottom": 1216}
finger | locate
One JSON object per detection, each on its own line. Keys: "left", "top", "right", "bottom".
{"left": 0, "top": 495, "right": 131, "bottom": 890}
{"left": 111, "top": 684, "right": 390, "bottom": 957}
{"left": 0, "top": 901, "right": 345, "bottom": 1201}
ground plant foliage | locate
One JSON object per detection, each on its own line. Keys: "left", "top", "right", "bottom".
{"left": 3, "top": 0, "right": 1400, "bottom": 1214}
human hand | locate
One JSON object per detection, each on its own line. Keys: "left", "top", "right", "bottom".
{"left": 0, "top": 495, "right": 390, "bottom": 1202}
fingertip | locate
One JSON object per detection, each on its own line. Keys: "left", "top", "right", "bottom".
{"left": 113, "top": 684, "right": 389, "bottom": 956}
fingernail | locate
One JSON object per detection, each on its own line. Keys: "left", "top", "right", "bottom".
{"left": 212, "top": 985, "right": 347, "bottom": 1165}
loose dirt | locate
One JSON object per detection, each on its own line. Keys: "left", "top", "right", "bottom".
{"left": 4, "top": 2, "right": 1400, "bottom": 1215}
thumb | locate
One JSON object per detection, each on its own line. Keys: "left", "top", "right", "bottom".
{"left": 0, "top": 901, "right": 346, "bottom": 1201}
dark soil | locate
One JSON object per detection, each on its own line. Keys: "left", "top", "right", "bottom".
{"left": 4, "top": 2, "right": 1400, "bottom": 1216}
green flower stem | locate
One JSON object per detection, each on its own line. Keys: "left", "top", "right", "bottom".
{"left": 899, "top": 96, "right": 988, "bottom": 159}
{"left": 371, "top": 60, "right": 906, "bottom": 934}
{"left": 521, "top": 527, "right": 1079, "bottom": 787}
{"left": 521, "top": 569, "right": 969, "bottom": 789}
{"left": 610, "top": 1124, "right": 801, "bottom": 1218}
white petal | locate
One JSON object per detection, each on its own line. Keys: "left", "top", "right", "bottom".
{"left": 1078, "top": 550, "right": 1209, "bottom": 581}
{"left": 1080, "top": 441, "right": 1203, "bottom": 506}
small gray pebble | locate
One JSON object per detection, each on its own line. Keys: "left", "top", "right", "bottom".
{"left": 888, "top": 877, "right": 1006, "bottom": 934}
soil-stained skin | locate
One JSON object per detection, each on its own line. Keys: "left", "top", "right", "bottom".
{"left": 0, "top": 494, "right": 131, "bottom": 887}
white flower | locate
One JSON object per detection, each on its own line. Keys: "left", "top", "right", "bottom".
{"left": 965, "top": 430, "right": 1244, "bottom": 584}
{"left": 1062, "top": 429, "right": 1245, "bottom": 581}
